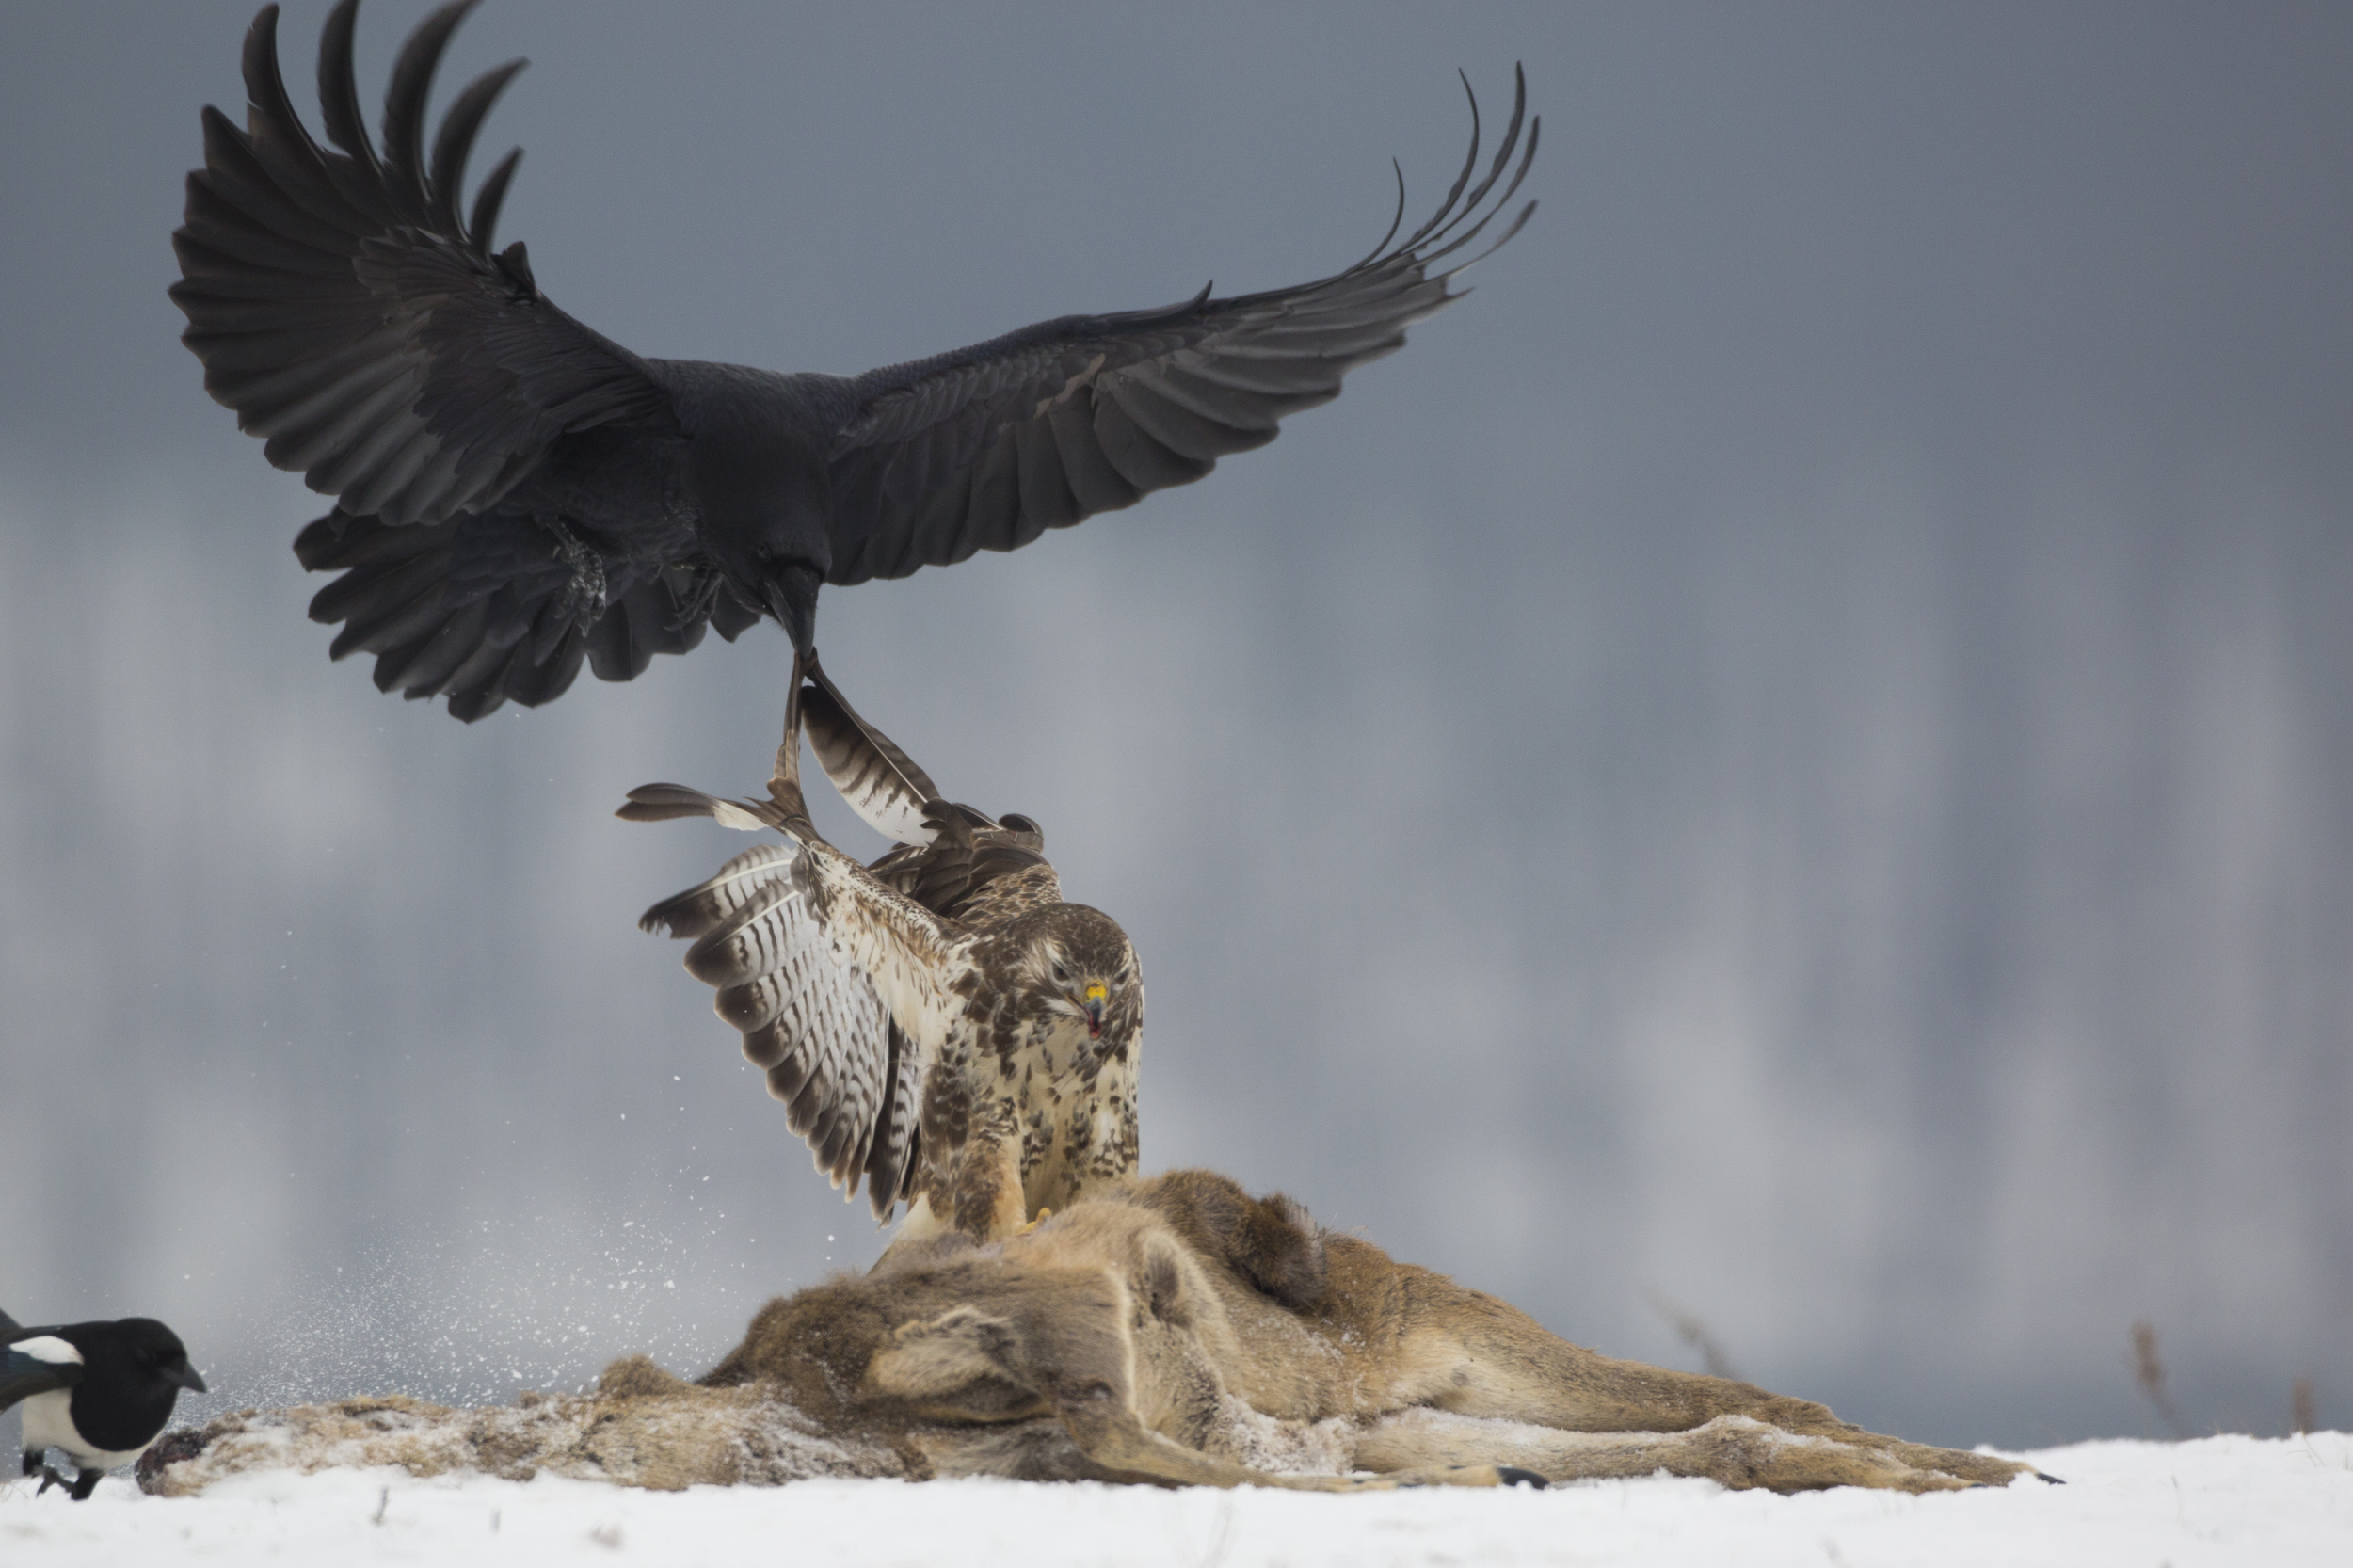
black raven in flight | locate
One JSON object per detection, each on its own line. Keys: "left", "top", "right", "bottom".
{"left": 171, "top": 1, "right": 1535, "bottom": 721}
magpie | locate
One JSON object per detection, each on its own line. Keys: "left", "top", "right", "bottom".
{"left": 3, "top": 1309, "right": 207, "bottom": 1500}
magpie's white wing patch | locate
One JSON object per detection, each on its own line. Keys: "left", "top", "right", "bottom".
{"left": 2, "top": 1335, "right": 85, "bottom": 1409}
{"left": 11, "top": 1336, "right": 81, "bottom": 1366}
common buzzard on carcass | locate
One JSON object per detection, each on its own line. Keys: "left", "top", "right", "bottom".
{"left": 623, "top": 662, "right": 1140, "bottom": 1242}
{"left": 168, "top": 0, "right": 1535, "bottom": 721}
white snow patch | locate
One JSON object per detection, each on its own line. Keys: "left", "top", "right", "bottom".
{"left": 2, "top": 1432, "right": 2347, "bottom": 1566}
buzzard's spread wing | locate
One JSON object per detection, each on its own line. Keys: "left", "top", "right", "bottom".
{"left": 170, "top": 1, "right": 670, "bottom": 527}
{"left": 824, "top": 71, "right": 1536, "bottom": 585}
{"left": 639, "top": 843, "right": 920, "bottom": 1218}
{"left": 628, "top": 657, "right": 1074, "bottom": 1226}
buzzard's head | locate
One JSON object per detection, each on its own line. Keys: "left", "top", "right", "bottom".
{"left": 1020, "top": 906, "right": 1142, "bottom": 1048}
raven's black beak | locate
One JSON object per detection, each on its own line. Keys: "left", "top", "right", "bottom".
{"left": 161, "top": 1362, "right": 207, "bottom": 1394}
{"left": 762, "top": 561, "right": 824, "bottom": 655}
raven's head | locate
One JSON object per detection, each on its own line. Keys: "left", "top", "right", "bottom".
{"left": 756, "top": 556, "right": 824, "bottom": 654}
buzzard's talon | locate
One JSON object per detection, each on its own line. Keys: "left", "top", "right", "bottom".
{"left": 1015, "top": 1208, "right": 1054, "bottom": 1237}
{"left": 544, "top": 518, "right": 608, "bottom": 632}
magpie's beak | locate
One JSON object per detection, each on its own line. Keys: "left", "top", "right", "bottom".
{"left": 161, "top": 1362, "right": 207, "bottom": 1394}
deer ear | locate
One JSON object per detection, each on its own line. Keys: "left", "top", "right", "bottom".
{"left": 596, "top": 1354, "right": 689, "bottom": 1400}
{"left": 866, "top": 1306, "right": 1021, "bottom": 1398}
{"left": 1139, "top": 1235, "right": 1194, "bottom": 1329}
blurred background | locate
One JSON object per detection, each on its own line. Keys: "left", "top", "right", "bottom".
{"left": 3, "top": 0, "right": 2346, "bottom": 1452}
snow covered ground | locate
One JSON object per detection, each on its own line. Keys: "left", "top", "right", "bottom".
{"left": 2, "top": 1432, "right": 2345, "bottom": 1567}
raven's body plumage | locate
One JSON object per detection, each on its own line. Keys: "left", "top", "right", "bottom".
{"left": 173, "top": 1, "right": 1535, "bottom": 718}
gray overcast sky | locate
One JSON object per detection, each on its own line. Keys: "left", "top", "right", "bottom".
{"left": 2, "top": 1, "right": 2348, "bottom": 1451}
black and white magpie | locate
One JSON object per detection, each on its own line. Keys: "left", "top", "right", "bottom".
{"left": 3, "top": 1308, "right": 206, "bottom": 1500}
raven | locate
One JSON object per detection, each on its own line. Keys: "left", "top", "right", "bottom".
{"left": 171, "top": 1, "right": 1536, "bottom": 721}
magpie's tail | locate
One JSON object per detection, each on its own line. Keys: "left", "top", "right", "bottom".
{"left": 0, "top": 1308, "right": 20, "bottom": 1338}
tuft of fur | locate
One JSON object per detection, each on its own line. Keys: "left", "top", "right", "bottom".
{"left": 1130, "top": 1170, "right": 1327, "bottom": 1312}
{"left": 597, "top": 1354, "right": 691, "bottom": 1400}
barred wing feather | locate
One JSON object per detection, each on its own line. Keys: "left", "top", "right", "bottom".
{"left": 640, "top": 843, "right": 919, "bottom": 1216}
{"left": 802, "top": 671, "right": 938, "bottom": 846}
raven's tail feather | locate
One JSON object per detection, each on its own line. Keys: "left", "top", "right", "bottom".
{"left": 294, "top": 511, "right": 747, "bottom": 720}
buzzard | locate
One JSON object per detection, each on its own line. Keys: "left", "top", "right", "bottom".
{"left": 622, "top": 660, "right": 1141, "bottom": 1242}
{"left": 169, "top": 0, "right": 1535, "bottom": 721}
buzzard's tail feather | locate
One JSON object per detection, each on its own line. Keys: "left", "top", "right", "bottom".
{"left": 617, "top": 785, "right": 776, "bottom": 834}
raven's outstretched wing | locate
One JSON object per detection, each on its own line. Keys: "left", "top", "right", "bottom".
{"left": 823, "top": 70, "right": 1536, "bottom": 586}
{"left": 169, "top": 0, "right": 671, "bottom": 527}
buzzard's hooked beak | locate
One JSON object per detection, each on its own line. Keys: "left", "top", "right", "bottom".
{"left": 1082, "top": 984, "right": 1106, "bottom": 1039}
